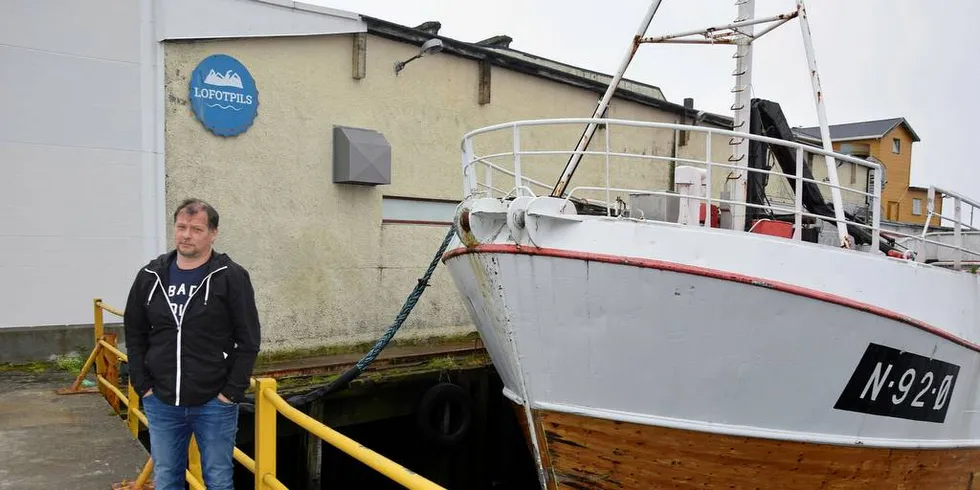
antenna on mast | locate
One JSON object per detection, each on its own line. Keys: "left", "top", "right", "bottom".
{"left": 547, "top": 0, "right": 850, "bottom": 248}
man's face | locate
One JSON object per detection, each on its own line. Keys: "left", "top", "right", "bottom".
{"left": 174, "top": 210, "right": 216, "bottom": 260}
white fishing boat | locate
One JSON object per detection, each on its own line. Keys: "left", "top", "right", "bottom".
{"left": 441, "top": 1, "right": 980, "bottom": 488}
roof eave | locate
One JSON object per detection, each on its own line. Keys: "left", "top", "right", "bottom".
{"left": 796, "top": 117, "right": 923, "bottom": 144}
{"left": 897, "top": 119, "right": 922, "bottom": 142}
{"left": 794, "top": 134, "right": 886, "bottom": 144}
{"left": 361, "top": 16, "right": 733, "bottom": 129}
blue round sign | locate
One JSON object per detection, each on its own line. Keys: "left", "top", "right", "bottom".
{"left": 188, "top": 54, "right": 259, "bottom": 137}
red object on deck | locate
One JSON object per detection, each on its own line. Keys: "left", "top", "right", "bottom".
{"left": 749, "top": 219, "right": 794, "bottom": 238}
{"left": 887, "top": 249, "right": 911, "bottom": 259}
{"left": 699, "top": 203, "right": 720, "bottom": 228}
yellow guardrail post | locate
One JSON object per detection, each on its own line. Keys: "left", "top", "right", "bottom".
{"left": 254, "top": 378, "right": 278, "bottom": 490}
{"left": 264, "top": 388, "right": 447, "bottom": 490}
{"left": 94, "top": 298, "right": 107, "bottom": 400}
{"left": 93, "top": 298, "right": 105, "bottom": 344}
{"left": 133, "top": 457, "right": 154, "bottom": 489}
{"left": 189, "top": 435, "right": 204, "bottom": 485}
{"left": 64, "top": 342, "right": 101, "bottom": 393}
{"left": 127, "top": 382, "right": 140, "bottom": 437}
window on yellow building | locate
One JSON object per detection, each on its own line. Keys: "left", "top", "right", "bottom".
{"left": 912, "top": 198, "right": 922, "bottom": 216}
{"left": 892, "top": 138, "right": 900, "bottom": 154}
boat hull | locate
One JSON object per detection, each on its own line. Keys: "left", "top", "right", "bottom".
{"left": 445, "top": 245, "right": 979, "bottom": 444}
{"left": 515, "top": 405, "right": 980, "bottom": 489}
{"left": 442, "top": 197, "right": 980, "bottom": 488}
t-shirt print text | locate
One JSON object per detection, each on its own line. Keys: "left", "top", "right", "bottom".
{"left": 167, "top": 261, "right": 207, "bottom": 323}
{"left": 168, "top": 283, "right": 198, "bottom": 320}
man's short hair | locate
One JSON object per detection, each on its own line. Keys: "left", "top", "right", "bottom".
{"left": 174, "top": 198, "right": 219, "bottom": 230}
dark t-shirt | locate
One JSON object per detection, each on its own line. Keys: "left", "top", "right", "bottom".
{"left": 168, "top": 260, "right": 207, "bottom": 323}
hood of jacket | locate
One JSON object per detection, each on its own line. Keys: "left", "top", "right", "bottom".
{"left": 124, "top": 247, "right": 261, "bottom": 407}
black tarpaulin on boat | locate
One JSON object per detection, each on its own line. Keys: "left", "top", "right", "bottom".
{"left": 746, "top": 98, "right": 899, "bottom": 254}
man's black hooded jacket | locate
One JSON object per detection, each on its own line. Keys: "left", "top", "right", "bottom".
{"left": 123, "top": 250, "right": 261, "bottom": 406}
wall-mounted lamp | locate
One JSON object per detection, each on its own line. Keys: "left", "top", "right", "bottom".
{"left": 394, "top": 38, "right": 444, "bottom": 75}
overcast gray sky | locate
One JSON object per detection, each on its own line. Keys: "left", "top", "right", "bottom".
{"left": 314, "top": 0, "right": 979, "bottom": 215}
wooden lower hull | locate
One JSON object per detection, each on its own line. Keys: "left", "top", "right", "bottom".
{"left": 515, "top": 405, "right": 980, "bottom": 489}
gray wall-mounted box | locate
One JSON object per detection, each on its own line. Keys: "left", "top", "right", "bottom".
{"left": 333, "top": 125, "right": 391, "bottom": 185}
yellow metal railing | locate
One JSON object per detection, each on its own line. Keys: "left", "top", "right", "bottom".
{"left": 64, "top": 298, "right": 446, "bottom": 490}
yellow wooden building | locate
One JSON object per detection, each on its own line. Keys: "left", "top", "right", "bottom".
{"left": 793, "top": 118, "right": 941, "bottom": 226}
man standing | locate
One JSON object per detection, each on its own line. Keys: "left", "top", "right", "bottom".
{"left": 124, "top": 198, "right": 261, "bottom": 490}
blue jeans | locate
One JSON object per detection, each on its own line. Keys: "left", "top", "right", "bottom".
{"left": 143, "top": 393, "right": 239, "bottom": 490}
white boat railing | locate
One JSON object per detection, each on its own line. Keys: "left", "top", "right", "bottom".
{"left": 867, "top": 188, "right": 980, "bottom": 271}
{"left": 920, "top": 187, "right": 979, "bottom": 270}
{"left": 459, "top": 118, "right": 980, "bottom": 271}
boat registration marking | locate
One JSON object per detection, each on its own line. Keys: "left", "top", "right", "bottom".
{"left": 834, "top": 342, "right": 959, "bottom": 423}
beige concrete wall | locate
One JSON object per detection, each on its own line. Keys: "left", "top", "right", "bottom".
{"left": 806, "top": 153, "right": 871, "bottom": 209}
{"left": 163, "top": 33, "right": 729, "bottom": 352}
{"left": 762, "top": 148, "right": 872, "bottom": 214}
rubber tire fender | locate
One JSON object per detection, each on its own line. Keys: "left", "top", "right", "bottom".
{"left": 415, "top": 382, "right": 473, "bottom": 446}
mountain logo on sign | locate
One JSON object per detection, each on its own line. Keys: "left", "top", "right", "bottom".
{"left": 189, "top": 54, "right": 259, "bottom": 137}
{"left": 204, "top": 69, "right": 244, "bottom": 89}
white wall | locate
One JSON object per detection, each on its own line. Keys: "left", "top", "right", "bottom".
{"left": 0, "top": 0, "right": 160, "bottom": 327}
{"left": 0, "top": 0, "right": 366, "bottom": 328}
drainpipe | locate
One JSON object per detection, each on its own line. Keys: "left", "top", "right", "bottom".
{"left": 670, "top": 126, "right": 677, "bottom": 191}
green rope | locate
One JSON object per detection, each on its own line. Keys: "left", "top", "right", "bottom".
{"left": 281, "top": 224, "right": 457, "bottom": 407}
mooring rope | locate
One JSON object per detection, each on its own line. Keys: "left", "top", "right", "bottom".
{"left": 239, "top": 224, "right": 457, "bottom": 412}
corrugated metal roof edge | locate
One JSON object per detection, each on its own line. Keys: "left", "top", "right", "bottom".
{"left": 362, "top": 16, "right": 733, "bottom": 129}
{"left": 795, "top": 118, "right": 921, "bottom": 143}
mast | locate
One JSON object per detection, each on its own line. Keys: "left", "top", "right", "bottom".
{"left": 730, "top": 0, "right": 754, "bottom": 231}
{"left": 797, "top": 0, "right": 850, "bottom": 247}
{"left": 550, "top": 0, "right": 664, "bottom": 198}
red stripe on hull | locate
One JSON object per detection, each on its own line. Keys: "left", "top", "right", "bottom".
{"left": 444, "top": 244, "right": 980, "bottom": 354}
